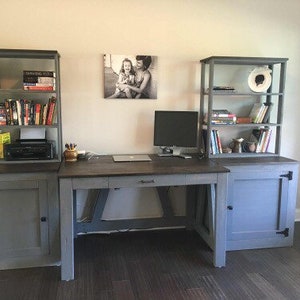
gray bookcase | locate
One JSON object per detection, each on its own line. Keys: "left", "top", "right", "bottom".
{"left": 0, "top": 49, "right": 61, "bottom": 270}
{"left": 0, "top": 49, "right": 62, "bottom": 162}
{"left": 199, "top": 56, "right": 288, "bottom": 158}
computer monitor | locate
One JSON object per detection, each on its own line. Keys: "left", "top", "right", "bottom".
{"left": 154, "top": 110, "right": 198, "bottom": 156}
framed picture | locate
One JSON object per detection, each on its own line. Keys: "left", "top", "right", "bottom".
{"left": 104, "top": 54, "right": 157, "bottom": 99}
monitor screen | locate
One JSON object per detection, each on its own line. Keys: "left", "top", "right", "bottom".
{"left": 154, "top": 111, "right": 198, "bottom": 148}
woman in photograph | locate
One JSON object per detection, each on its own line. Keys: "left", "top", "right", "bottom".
{"left": 118, "top": 55, "right": 152, "bottom": 99}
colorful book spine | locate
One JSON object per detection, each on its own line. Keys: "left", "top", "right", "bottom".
{"left": 1, "top": 98, "right": 57, "bottom": 126}
{"left": 23, "top": 86, "right": 54, "bottom": 91}
{"left": 0, "top": 104, "right": 6, "bottom": 125}
{"left": 46, "top": 97, "right": 57, "bottom": 125}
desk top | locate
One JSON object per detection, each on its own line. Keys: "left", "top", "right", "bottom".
{"left": 58, "top": 155, "right": 229, "bottom": 178}
{"left": 0, "top": 162, "right": 61, "bottom": 174}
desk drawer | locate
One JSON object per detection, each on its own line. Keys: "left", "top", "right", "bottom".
{"left": 186, "top": 173, "right": 218, "bottom": 185}
{"left": 72, "top": 177, "right": 109, "bottom": 189}
{"left": 109, "top": 174, "right": 185, "bottom": 188}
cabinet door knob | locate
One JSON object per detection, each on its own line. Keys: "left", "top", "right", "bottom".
{"left": 227, "top": 206, "right": 233, "bottom": 210}
{"left": 40, "top": 217, "right": 47, "bottom": 222}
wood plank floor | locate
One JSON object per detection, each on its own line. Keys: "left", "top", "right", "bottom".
{"left": 1, "top": 223, "right": 300, "bottom": 300}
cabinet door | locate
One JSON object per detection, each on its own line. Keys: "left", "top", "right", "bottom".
{"left": 0, "top": 179, "right": 49, "bottom": 258}
{"left": 227, "top": 168, "right": 291, "bottom": 250}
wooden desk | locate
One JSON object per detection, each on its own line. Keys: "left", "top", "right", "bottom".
{"left": 58, "top": 155, "right": 229, "bottom": 281}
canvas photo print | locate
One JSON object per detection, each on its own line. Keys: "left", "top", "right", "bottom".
{"left": 104, "top": 54, "right": 157, "bottom": 99}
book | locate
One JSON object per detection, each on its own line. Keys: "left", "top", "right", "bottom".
{"left": 204, "top": 110, "right": 237, "bottom": 124}
{"left": 249, "top": 128, "right": 271, "bottom": 153}
{"left": 210, "top": 130, "right": 217, "bottom": 154}
{"left": 261, "top": 129, "right": 272, "bottom": 152}
{"left": 23, "top": 76, "right": 56, "bottom": 84}
{"left": 201, "top": 129, "right": 206, "bottom": 151}
{"left": 249, "top": 103, "right": 264, "bottom": 123}
{"left": 211, "top": 116, "right": 237, "bottom": 125}
{"left": 256, "top": 130, "right": 266, "bottom": 153}
{"left": 23, "top": 83, "right": 55, "bottom": 87}
{"left": 257, "top": 104, "right": 270, "bottom": 123}
{"left": 16, "top": 99, "right": 22, "bottom": 125}
{"left": 41, "top": 103, "right": 48, "bottom": 125}
{"left": 261, "top": 102, "right": 273, "bottom": 123}
{"left": 0, "top": 104, "right": 6, "bottom": 125}
{"left": 205, "top": 87, "right": 236, "bottom": 94}
{"left": 34, "top": 103, "right": 41, "bottom": 125}
{"left": 29, "top": 102, "right": 35, "bottom": 125}
{"left": 215, "top": 130, "right": 223, "bottom": 153}
{"left": 46, "top": 96, "right": 57, "bottom": 125}
{"left": 23, "top": 70, "right": 55, "bottom": 77}
{"left": 4, "top": 99, "right": 13, "bottom": 125}
{"left": 213, "top": 86, "right": 235, "bottom": 90}
{"left": 23, "top": 85, "right": 54, "bottom": 91}
{"left": 10, "top": 100, "right": 18, "bottom": 125}
{"left": 212, "top": 109, "right": 231, "bottom": 115}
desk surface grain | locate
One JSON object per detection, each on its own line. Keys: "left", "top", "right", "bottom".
{"left": 0, "top": 162, "right": 61, "bottom": 174}
{"left": 58, "top": 155, "right": 229, "bottom": 178}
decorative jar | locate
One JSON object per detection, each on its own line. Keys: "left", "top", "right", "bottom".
{"left": 64, "top": 149, "right": 78, "bottom": 162}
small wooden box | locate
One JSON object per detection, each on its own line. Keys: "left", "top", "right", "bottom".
{"left": 237, "top": 117, "right": 252, "bottom": 124}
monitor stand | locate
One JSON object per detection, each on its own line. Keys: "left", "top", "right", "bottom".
{"left": 157, "top": 147, "right": 185, "bottom": 157}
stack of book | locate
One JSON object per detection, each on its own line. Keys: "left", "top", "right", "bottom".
{"left": 249, "top": 102, "right": 273, "bottom": 124}
{"left": 205, "top": 86, "right": 236, "bottom": 94}
{"left": 249, "top": 128, "right": 272, "bottom": 153}
{"left": 23, "top": 70, "right": 56, "bottom": 91}
{"left": 202, "top": 129, "right": 223, "bottom": 154}
{"left": 204, "top": 109, "right": 237, "bottom": 125}
{"left": 3, "top": 96, "right": 57, "bottom": 126}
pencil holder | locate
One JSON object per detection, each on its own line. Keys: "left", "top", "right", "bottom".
{"left": 64, "top": 149, "right": 78, "bottom": 162}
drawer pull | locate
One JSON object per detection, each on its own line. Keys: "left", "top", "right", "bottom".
{"left": 139, "top": 179, "right": 155, "bottom": 184}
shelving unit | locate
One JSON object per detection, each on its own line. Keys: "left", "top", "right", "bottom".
{"left": 0, "top": 49, "right": 62, "bottom": 162}
{"left": 199, "top": 56, "right": 288, "bottom": 158}
{"left": 0, "top": 49, "right": 61, "bottom": 270}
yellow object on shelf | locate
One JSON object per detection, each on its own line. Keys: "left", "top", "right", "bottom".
{"left": 0, "top": 132, "right": 11, "bottom": 158}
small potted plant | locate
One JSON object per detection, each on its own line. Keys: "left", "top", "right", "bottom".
{"left": 64, "top": 143, "right": 78, "bottom": 162}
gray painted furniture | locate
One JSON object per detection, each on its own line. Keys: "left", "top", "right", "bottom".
{"left": 200, "top": 56, "right": 288, "bottom": 158}
{"left": 195, "top": 157, "right": 298, "bottom": 252}
{"left": 0, "top": 49, "right": 62, "bottom": 162}
{"left": 58, "top": 155, "right": 229, "bottom": 281}
{"left": 0, "top": 49, "right": 62, "bottom": 270}
{"left": 0, "top": 163, "right": 60, "bottom": 270}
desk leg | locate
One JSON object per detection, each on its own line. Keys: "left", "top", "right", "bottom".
{"left": 214, "top": 173, "right": 228, "bottom": 267}
{"left": 59, "top": 178, "right": 74, "bottom": 281}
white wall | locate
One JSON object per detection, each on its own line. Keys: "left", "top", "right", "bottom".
{"left": 2, "top": 0, "right": 300, "bottom": 215}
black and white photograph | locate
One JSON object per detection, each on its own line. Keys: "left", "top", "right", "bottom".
{"left": 104, "top": 54, "right": 157, "bottom": 99}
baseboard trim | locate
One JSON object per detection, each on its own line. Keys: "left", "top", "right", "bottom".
{"left": 295, "top": 209, "right": 300, "bottom": 222}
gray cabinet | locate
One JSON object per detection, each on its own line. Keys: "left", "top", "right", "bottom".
{"left": 0, "top": 167, "right": 60, "bottom": 270}
{"left": 0, "top": 178, "right": 49, "bottom": 258}
{"left": 225, "top": 159, "right": 298, "bottom": 250}
{"left": 195, "top": 157, "right": 298, "bottom": 251}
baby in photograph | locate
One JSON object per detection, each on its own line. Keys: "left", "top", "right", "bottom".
{"left": 108, "top": 58, "right": 139, "bottom": 98}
